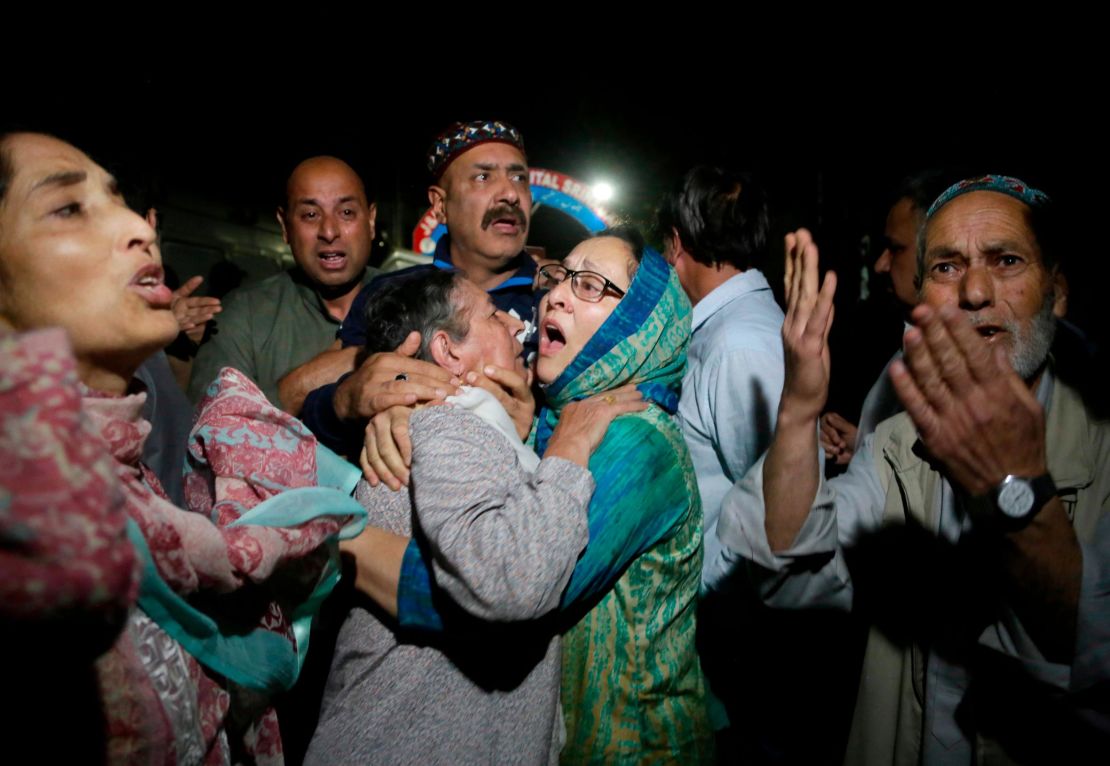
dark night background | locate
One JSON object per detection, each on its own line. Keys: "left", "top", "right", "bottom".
{"left": 7, "top": 60, "right": 1107, "bottom": 419}
{"left": 4, "top": 46, "right": 1106, "bottom": 765}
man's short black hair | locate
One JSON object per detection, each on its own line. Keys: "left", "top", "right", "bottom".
{"left": 656, "top": 165, "right": 769, "bottom": 271}
{"left": 892, "top": 170, "right": 959, "bottom": 216}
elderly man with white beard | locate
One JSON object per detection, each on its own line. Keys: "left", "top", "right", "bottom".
{"left": 717, "top": 176, "right": 1110, "bottom": 764}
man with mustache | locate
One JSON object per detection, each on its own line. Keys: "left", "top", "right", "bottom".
{"left": 719, "top": 176, "right": 1110, "bottom": 762}
{"left": 298, "top": 120, "right": 537, "bottom": 458}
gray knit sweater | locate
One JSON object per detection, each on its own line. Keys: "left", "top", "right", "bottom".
{"left": 305, "top": 405, "right": 594, "bottom": 765}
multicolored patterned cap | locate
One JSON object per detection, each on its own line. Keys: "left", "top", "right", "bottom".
{"left": 426, "top": 120, "right": 526, "bottom": 180}
{"left": 926, "top": 174, "right": 1051, "bottom": 219}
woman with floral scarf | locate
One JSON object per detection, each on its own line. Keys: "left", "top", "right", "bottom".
{"left": 0, "top": 132, "right": 363, "bottom": 764}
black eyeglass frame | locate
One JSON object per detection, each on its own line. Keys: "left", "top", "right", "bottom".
{"left": 538, "top": 264, "right": 627, "bottom": 302}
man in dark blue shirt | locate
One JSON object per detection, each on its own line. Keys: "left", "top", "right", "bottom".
{"left": 297, "top": 120, "right": 538, "bottom": 458}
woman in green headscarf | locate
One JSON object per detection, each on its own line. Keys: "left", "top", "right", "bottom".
{"left": 531, "top": 226, "right": 713, "bottom": 763}
{"left": 354, "top": 226, "right": 713, "bottom": 763}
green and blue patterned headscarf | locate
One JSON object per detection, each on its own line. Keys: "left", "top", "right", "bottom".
{"left": 535, "top": 247, "right": 691, "bottom": 452}
{"left": 927, "top": 174, "right": 1050, "bottom": 219}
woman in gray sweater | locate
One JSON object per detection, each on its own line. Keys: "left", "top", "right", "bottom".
{"left": 306, "top": 269, "right": 643, "bottom": 765}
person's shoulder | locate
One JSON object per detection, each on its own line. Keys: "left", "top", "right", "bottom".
{"left": 717, "top": 298, "right": 783, "bottom": 334}
{"left": 591, "top": 411, "right": 696, "bottom": 514}
{"left": 698, "top": 291, "right": 783, "bottom": 356}
{"left": 597, "top": 409, "right": 683, "bottom": 462}
{"left": 206, "top": 276, "right": 292, "bottom": 341}
{"left": 870, "top": 411, "right": 918, "bottom": 466}
{"left": 692, "top": 322, "right": 783, "bottom": 381}
{"left": 220, "top": 270, "right": 298, "bottom": 308}
{"left": 411, "top": 403, "right": 499, "bottom": 444}
{"left": 237, "top": 270, "right": 297, "bottom": 294}
{"left": 1051, "top": 375, "right": 1110, "bottom": 460}
{"left": 412, "top": 402, "right": 466, "bottom": 428}
{"left": 410, "top": 404, "right": 520, "bottom": 471}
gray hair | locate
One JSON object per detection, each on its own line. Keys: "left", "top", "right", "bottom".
{"left": 362, "top": 269, "right": 470, "bottom": 361}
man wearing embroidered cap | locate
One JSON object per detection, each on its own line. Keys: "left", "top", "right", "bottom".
{"left": 425, "top": 120, "right": 533, "bottom": 285}
{"left": 298, "top": 120, "right": 539, "bottom": 459}
{"left": 717, "top": 176, "right": 1110, "bottom": 762}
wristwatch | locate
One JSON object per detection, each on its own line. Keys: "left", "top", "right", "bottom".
{"left": 993, "top": 473, "right": 1057, "bottom": 528}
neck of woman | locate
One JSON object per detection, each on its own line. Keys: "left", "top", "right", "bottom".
{"left": 78, "top": 352, "right": 144, "bottom": 395}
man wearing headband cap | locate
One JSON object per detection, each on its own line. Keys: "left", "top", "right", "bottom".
{"left": 297, "top": 120, "right": 538, "bottom": 459}
{"left": 717, "top": 176, "right": 1110, "bottom": 762}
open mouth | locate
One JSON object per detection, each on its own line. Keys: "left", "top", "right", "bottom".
{"left": 129, "top": 265, "right": 173, "bottom": 309}
{"left": 975, "top": 325, "right": 1006, "bottom": 340}
{"left": 318, "top": 250, "right": 348, "bottom": 270}
{"left": 539, "top": 321, "right": 566, "bottom": 356}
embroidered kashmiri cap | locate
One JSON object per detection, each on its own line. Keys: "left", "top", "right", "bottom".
{"left": 926, "top": 174, "right": 1051, "bottom": 219}
{"left": 426, "top": 120, "right": 526, "bottom": 180}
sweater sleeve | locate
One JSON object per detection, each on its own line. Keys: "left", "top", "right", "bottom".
{"left": 405, "top": 406, "right": 593, "bottom": 622}
{"left": 0, "top": 329, "right": 137, "bottom": 659}
{"left": 397, "top": 413, "right": 689, "bottom": 631}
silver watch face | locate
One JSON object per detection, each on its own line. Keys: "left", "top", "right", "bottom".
{"left": 997, "top": 476, "right": 1035, "bottom": 518}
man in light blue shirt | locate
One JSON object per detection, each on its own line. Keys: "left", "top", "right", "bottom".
{"left": 658, "top": 166, "right": 786, "bottom": 756}
{"left": 660, "top": 166, "right": 784, "bottom": 594}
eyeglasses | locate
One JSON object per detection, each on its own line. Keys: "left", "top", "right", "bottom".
{"left": 538, "top": 264, "right": 626, "bottom": 303}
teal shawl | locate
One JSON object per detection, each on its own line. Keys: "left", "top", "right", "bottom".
{"left": 535, "top": 248, "right": 713, "bottom": 762}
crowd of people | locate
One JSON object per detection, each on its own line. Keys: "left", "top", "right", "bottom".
{"left": 1, "top": 119, "right": 1106, "bottom": 765}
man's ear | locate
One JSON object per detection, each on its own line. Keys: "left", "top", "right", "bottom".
{"left": 670, "top": 227, "right": 690, "bottom": 259}
{"left": 428, "top": 185, "right": 447, "bottom": 225}
{"left": 1052, "top": 270, "right": 1069, "bottom": 319}
{"left": 276, "top": 208, "right": 290, "bottom": 244}
{"left": 667, "top": 227, "right": 695, "bottom": 269}
{"left": 368, "top": 202, "right": 378, "bottom": 239}
{"left": 428, "top": 329, "right": 462, "bottom": 375}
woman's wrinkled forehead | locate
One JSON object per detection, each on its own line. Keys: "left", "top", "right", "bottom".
{"left": 1, "top": 133, "right": 108, "bottom": 210}
{"left": 565, "top": 236, "right": 635, "bottom": 289}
